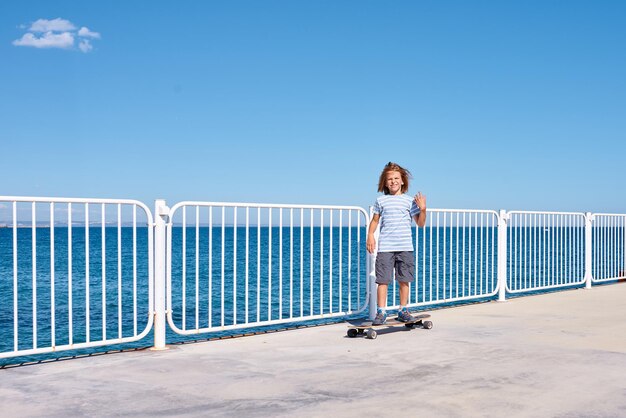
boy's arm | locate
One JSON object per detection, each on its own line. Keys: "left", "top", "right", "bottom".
{"left": 366, "top": 213, "right": 380, "bottom": 254}
{"left": 413, "top": 193, "right": 427, "bottom": 228}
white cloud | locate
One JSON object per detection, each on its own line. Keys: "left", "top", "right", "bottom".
{"left": 29, "top": 18, "right": 76, "bottom": 33}
{"left": 13, "top": 31, "right": 74, "bottom": 49}
{"left": 78, "top": 27, "right": 100, "bottom": 39}
{"left": 13, "top": 18, "right": 100, "bottom": 53}
{"left": 78, "top": 39, "right": 93, "bottom": 53}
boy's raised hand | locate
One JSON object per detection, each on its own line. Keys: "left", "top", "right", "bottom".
{"left": 414, "top": 192, "right": 427, "bottom": 211}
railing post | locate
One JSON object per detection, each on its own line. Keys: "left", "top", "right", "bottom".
{"left": 497, "top": 209, "right": 508, "bottom": 302}
{"left": 368, "top": 206, "right": 378, "bottom": 320}
{"left": 584, "top": 212, "right": 593, "bottom": 289}
{"left": 152, "top": 199, "right": 169, "bottom": 350}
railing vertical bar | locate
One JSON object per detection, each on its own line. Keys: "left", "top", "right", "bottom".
{"left": 196, "top": 206, "right": 200, "bottom": 329}
{"left": 604, "top": 216, "right": 608, "bottom": 280}
{"left": 517, "top": 213, "right": 520, "bottom": 290}
{"left": 290, "top": 208, "right": 294, "bottom": 318}
{"left": 50, "top": 203, "right": 55, "bottom": 347}
{"left": 605, "top": 216, "right": 609, "bottom": 279}
{"left": 233, "top": 206, "right": 237, "bottom": 325}
{"left": 339, "top": 210, "right": 343, "bottom": 312}
{"left": 480, "top": 212, "right": 484, "bottom": 295}
{"left": 545, "top": 214, "right": 550, "bottom": 287}
{"left": 491, "top": 215, "right": 492, "bottom": 289}
{"left": 13, "top": 202, "right": 18, "bottom": 350}
{"left": 429, "top": 214, "right": 433, "bottom": 301}
{"left": 132, "top": 205, "right": 137, "bottom": 335}
{"left": 85, "top": 203, "right": 90, "bottom": 342}
{"left": 611, "top": 216, "right": 616, "bottom": 278}
{"left": 472, "top": 212, "right": 480, "bottom": 296}
{"left": 279, "top": 208, "right": 283, "bottom": 319}
{"left": 525, "top": 213, "right": 529, "bottom": 289}
{"left": 310, "top": 209, "right": 313, "bottom": 314}
{"left": 531, "top": 213, "right": 536, "bottom": 288}
{"left": 456, "top": 212, "right": 459, "bottom": 298}
{"left": 320, "top": 209, "right": 324, "bottom": 314}
{"left": 68, "top": 203, "right": 73, "bottom": 345}
{"left": 436, "top": 212, "right": 440, "bottom": 300}
{"left": 31, "top": 202, "right": 37, "bottom": 348}
{"left": 607, "top": 216, "right": 616, "bottom": 277}
{"left": 256, "top": 208, "right": 260, "bottom": 322}
{"left": 565, "top": 214, "right": 569, "bottom": 283}
{"left": 245, "top": 207, "right": 250, "bottom": 323}
{"left": 560, "top": 214, "right": 564, "bottom": 284}
{"left": 208, "top": 206, "right": 213, "bottom": 327}
{"left": 221, "top": 206, "right": 225, "bottom": 327}
{"left": 461, "top": 212, "right": 466, "bottom": 297}
{"left": 358, "top": 212, "right": 362, "bottom": 307}
{"left": 182, "top": 207, "right": 186, "bottom": 329}
{"left": 117, "top": 204, "right": 122, "bottom": 338}
{"left": 567, "top": 215, "right": 576, "bottom": 283}
{"left": 348, "top": 210, "right": 352, "bottom": 310}
{"left": 300, "top": 208, "right": 304, "bottom": 316}
{"left": 442, "top": 212, "right": 446, "bottom": 299}
{"left": 101, "top": 203, "right": 106, "bottom": 340}
{"left": 550, "top": 214, "right": 559, "bottom": 283}
{"left": 448, "top": 213, "right": 455, "bottom": 299}
{"left": 537, "top": 214, "right": 546, "bottom": 287}
{"left": 268, "top": 208, "right": 272, "bottom": 321}
{"left": 508, "top": 214, "right": 513, "bottom": 291}
{"left": 579, "top": 215, "right": 583, "bottom": 281}
{"left": 329, "top": 209, "right": 333, "bottom": 313}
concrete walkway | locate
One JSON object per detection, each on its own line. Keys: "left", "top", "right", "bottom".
{"left": 2, "top": 284, "right": 626, "bottom": 417}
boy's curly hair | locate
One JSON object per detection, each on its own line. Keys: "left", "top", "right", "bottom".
{"left": 378, "top": 162, "right": 411, "bottom": 195}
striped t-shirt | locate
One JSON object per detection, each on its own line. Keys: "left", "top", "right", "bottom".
{"left": 373, "top": 194, "right": 420, "bottom": 252}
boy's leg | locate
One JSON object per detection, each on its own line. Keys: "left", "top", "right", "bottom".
{"left": 377, "top": 284, "right": 388, "bottom": 308}
{"left": 399, "top": 281, "right": 409, "bottom": 307}
{"left": 396, "top": 252, "right": 415, "bottom": 322}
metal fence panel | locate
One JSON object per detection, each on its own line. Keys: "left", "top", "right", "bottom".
{"left": 166, "top": 201, "right": 370, "bottom": 335}
{"left": 592, "top": 214, "right": 626, "bottom": 283}
{"left": 506, "top": 211, "right": 586, "bottom": 293}
{"left": 387, "top": 209, "right": 500, "bottom": 309}
{"left": 0, "top": 197, "right": 154, "bottom": 359}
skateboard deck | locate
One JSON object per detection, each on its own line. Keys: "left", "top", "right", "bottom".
{"left": 347, "top": 313, "right": 432, "bottom": 339}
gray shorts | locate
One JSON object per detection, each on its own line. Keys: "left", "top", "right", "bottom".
{"left": 375, "top": 251, "right": 415, "bottom": 285}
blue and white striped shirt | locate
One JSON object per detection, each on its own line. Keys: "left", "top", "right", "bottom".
{"left": 373, "top": 194, "right": 420, "bottom": 252}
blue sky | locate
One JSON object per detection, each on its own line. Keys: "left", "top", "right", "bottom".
{"left": 1, "top": 1, "right": 625, "bottom": 213}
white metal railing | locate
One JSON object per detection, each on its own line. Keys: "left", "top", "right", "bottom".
{"left": 164, "top": 201, "right": 370, "bottom": 335}
{"left": 2, "top": 196, "right": 626, "bottom": 361}
{"left": 383, "top": 209, "right": 500, "bottom": 310}
{"left": 0, "top": 196, "right": 154, "bottom": 359}
{"left": 506, "top": 211, "right": 587, "bottom": 293}
{"left": 592, "top": 213, "right": 626, "bottom": 283}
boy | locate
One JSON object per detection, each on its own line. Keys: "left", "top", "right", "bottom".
{"left": 366, "top": 162, "right": 427, "bottom": 325}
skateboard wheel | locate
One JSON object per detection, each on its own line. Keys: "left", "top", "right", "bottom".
{"left": 367, "top": 329, "right": 377, "bottom": 339}
{"left": 347, "top": 329, "right": 358, "bottom": 338}
{"left": 423, "top": 320, "right": 433, "bottom": 329}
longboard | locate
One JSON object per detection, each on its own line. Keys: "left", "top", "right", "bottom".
{"left": 347, "top": 313, "right": 432, "bottom": 339}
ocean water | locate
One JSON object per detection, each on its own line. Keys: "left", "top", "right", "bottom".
{"left": 0, "top": 225, "right": 602, "bottom": 364}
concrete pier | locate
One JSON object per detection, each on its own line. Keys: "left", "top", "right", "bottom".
{"left": 2, "top": 284, "right": 626, "bottom": 417}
